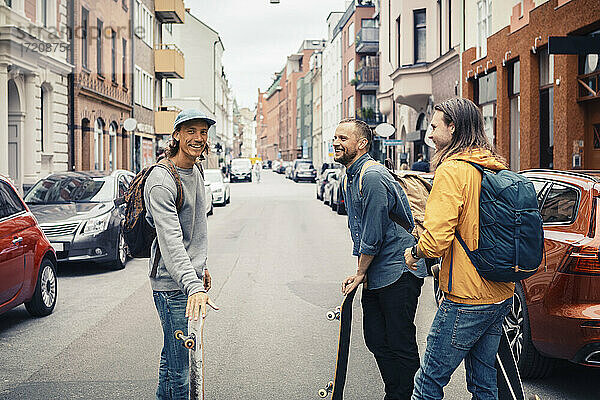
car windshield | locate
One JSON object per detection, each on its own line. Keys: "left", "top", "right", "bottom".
{"left": 204, "top": 170, "right": 223, "bottom": 183}
{"left": 296, "top": 161, "right": 313, "bottom": 169}
{"left": 24, "top": 175, "right": 115, "bottom": 204}
{"left": 232, "top": 159, "right": 251, "bottom": 168}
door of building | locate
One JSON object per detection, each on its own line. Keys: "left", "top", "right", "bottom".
{"left": 584, "top": 100, "right": 600, "bottom": 169}
{"left": 8, "top": 124, "right": 20, "bottom": 191}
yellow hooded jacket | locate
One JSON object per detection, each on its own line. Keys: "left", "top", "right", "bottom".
{"left": 418, "top": 149, "right": 515, "bottom": 305}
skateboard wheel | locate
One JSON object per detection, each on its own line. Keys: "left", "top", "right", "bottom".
{"left": 327, "top": 381, "right": 333, "bottom": 388}
{"left": 184, "top": 338, "right": 195, "bottom": 349}
{"left": 318, "top": 389, "right": 328, "bottom": 398}
{"left": 326, "top": 311, "right": 336, "bottom": 320}
{"left": 174, "top": 330, "right": 184, "bottom": 340}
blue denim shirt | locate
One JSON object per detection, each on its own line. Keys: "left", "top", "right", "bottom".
{"left": 344, "top": 153, "right": 427, "bottom": 289}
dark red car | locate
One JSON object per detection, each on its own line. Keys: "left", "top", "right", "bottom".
{"left": 0, "top": 175, "right": 57, "bottom": 317}
{"left": 504, "top": 170, "right": 600, "bottom": 377}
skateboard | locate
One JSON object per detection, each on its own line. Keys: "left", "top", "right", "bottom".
{"left": 496, "top": 325, "right": 526, "bottom": 400}
{"left": 174, "top": 316, "right": 205, "bottom": 400}
{"left": 319, "top": 287, "right": 358, "bottom": 399}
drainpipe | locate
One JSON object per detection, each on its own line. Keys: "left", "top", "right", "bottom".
{"left": 130, "top": 0, "right": 135, "bottom": 171}
{"left": 68, "top": 0, "right": 75, "bottom": 170}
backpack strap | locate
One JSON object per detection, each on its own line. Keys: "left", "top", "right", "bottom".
{"left": 343, "top": 159, "right": 379, "bottom": 196}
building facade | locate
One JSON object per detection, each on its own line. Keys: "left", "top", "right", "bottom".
{"left": 378, "top": 0, "right": 460, "bottom": 167}
{"left": 322, "top": 11, "right": 344, "bottom": 166}
{"left": 462, "top": 0, "right": 600, "bottom": 171}
{"left": 70, "top": 0, "right": 133, "bottom": 174}
{"left": 0, "top": 0, "right": 71, "bottom": 192}
{"left": 311, "top": 51, "right": 323, "bottom": 168}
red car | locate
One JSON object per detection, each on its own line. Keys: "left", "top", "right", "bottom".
{"left": 504, "top": 170, "right": 600, "bottom": 377}
{"left": 0, "top": 175, "right": 57, "bottom": 317}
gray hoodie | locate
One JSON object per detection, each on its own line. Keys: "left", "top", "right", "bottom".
{"left": 144, "top": 164, "right": 207, "bottom": 295}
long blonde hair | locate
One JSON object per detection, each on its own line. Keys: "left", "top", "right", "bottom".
{"left": 431, "top": 98, "right": 505, "bottom": 170}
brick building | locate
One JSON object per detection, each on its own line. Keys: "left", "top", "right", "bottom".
{"left": 462, "top": 0, "right": 600, "bottom": 171}
{"left": 70, "top": 0, "right": 133, "bottom": 172}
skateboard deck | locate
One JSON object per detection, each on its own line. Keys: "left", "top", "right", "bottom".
{"left": 496, "top": 325, "right": 525, "bottom": 400}
{"left": 174, "top": 317, "right": 205, "bottom": 400}
{"left": 319, "top": 287, "right": 357, "bottom": 399}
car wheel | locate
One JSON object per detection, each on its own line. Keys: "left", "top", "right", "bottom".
{"left": 504, "top": 283, "right": 555, "bottom": 378}
{"left": 109, "top": 230, "right": 127, "bottom": 270}
{"left": 25, "top": 258, "right": 57, "bottom": 317}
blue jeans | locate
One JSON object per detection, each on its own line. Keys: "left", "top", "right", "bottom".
{"left": 412, "top": 298, "right": 512, "bottom": 400}
{"left": 153, "top": 290, "right": 189, "bottom": 400}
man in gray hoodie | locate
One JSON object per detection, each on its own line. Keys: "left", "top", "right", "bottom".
{"left": 144, "top": 109, "right": 218, "bottom": 399}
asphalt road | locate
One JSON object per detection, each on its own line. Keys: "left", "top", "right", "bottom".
{"left": 1, "top": 170, "right": 599, "bottom": 399}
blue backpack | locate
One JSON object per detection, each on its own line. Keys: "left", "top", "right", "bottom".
{"left": 450, "top": 161, "right": 544, "bottom": 287}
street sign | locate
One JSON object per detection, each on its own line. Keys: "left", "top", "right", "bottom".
{"left": 383, "top": 139, "right": 404, "bottom": 146}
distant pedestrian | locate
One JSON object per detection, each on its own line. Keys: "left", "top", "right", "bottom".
{"left": 253, "top": 160, "right": 262, "bottom": 183}
{"left": 411, "top": 154, "right": 430, "bottom": 172}
{"left": 333, "top": 118, "right": 427, "bottom": 399}
{"left": 400, "top": 162, "right": 409, "bottom": 170}
{"left": 145, "top": 109, "right": 219, "bottom": 399}
{"left": 405, "top": 98, "right": 514, "bottom": 400}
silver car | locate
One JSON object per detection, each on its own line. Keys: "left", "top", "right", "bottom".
{"left": 205, "top": 169, "right": 230, "bottom": 206}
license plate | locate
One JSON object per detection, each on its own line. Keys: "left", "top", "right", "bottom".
{"left": 51, "top": 242, "right": 64, "bottom": 251}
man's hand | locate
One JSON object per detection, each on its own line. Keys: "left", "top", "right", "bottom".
{"left": 404, "top": 247, "right": 419, "bottom": 271}
{"left": 341, "top": 274, "right": 366, "bottom": 296}
{"left": 203, "top": 269, "right": 212, "bottom": 291}
{"left": 186, "top": 291, "right": 219, "bottom": 321}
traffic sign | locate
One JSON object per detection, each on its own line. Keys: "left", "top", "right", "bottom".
{"left": 383, "top": 139, "right": 404, "bottom": 146}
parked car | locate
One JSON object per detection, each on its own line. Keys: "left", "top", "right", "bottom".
{"left": 24, "top": 170, "right": 134, "bottom": 270}
{"left": 329, "top": 170, "right": 346, "bottom": 215}
{"left": 204, "top": 181, "right": 214, "bottom": 216}
{"left": 493, "top": 169, "right": 599, "bottom": 377}
{"left": 204, "top": 169, "right": 230, "bottom": 206}
{"left": 316, "top": 169, "right": 338, "bottom": 200}
{"left": 0, "top": 174, "right": 58, "bottom": 317}
{"left": 272, "top": 160, "right": 281, "bottom": 173}
{"left": 322, "top": 171, "right": 337, "bottom": 206}
{"left": 291, "top": 159, "right": 316, "bottom": 182}
{"left": 230, "top": 158, "right": 252, "bottom": 182}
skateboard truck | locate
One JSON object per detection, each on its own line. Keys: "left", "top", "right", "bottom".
{"left": 174, "top": 329, "right": 197, "bottom": 351}
{"left": 318, "top": 380, "right": 333, "bottom": 398}
{"left": 326, "top": 306, "right": 341, "bottom": 321}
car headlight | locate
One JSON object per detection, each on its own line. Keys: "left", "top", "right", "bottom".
{"left": 82, "top": 212, "right": 111, "bottom": 235}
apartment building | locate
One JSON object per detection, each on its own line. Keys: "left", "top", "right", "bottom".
{"left": 322, "top": 11, "right": 344, "bottom": 166}
{"left": 378, "top": 0, "right": 460, "bottom": 166}
{"left": 462, "top": 0, "right": 600, "bottom": 170}
{"left": 70, "top": 0, "right": 133, "bottom": 174}
{"left": 162, "top": 10, "right": 233, "bottom": 168}
{"left": 311, "top": 51, "right": 323, "bottom": 168}
{"left": 0, "top": 0, "right": 71, "bottom": 192}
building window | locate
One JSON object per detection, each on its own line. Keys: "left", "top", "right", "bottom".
{"left": 165, "top": 23, "right": 172, "bottom": 34}
{"left": 509, "top": 60, "right": 520, "bottom": 171}
{"left": 414, "top": 9, "right": 426, "bottom": 64}
{"left": 135, "top": 0, "right": 154, "bottom": 47}
{"left": 109, "top": 123, "right": 117, "bottom": 171}
{"left": 40, "top": 86, "right": 45, "bottom": 152}
{"left": 348, "top": 59, "right": 355, "bottom": 83}
{"left": 348, "top": 96, "right": 354, "bottom": 117}
{"left": 165, "top": 80, "right": 173, "bottom": 98}
{"left": 477, "top": 0, "right": 492, "bottom": 59}
{"left": 348, "top": 22, "right": 354, "bottom": 46}
{"left": 94, "top": 119, "right": 104, "bottom": 171}
{"left": 6, "top": 0, "right": 12, "bottom": 7}
{"left": 97, "top": 19, "right": 103, "bottom": 75}
{"left": 396, "top": 16, "right": 401, "bottom": 67}
{"left": 111, "top": 30, "right": 117, "bottom": 83}
{"left": 539, "top": 47, "right": 554, "bottom": 169}
{"left": 122, "top": 39, "right": 127, "bottom": 87}
{"left": 41, "top": 0, "right": 48, "bottom": 27}
{"left": 82, "top": 8, "right": 88, "bottom": 68}
{"left": 475, "top": 70, "right": 497, "bottom": 147}
{"left": 134, "top": 66, "right": 154, "bottom": 109}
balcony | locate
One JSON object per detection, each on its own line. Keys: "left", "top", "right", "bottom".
{"left": 356, "top": 27, "right": 379, "bottom": 54}
{"left": 390, "top": 63, "right": 432, "bottom": 112}
{"left": 155, "top": 106, "right": 181, "bottom": 135}
{"left": 355, "top": 66, "right": 379, "bottom": 91}
{"left": 356, "top": 108, "right": 384, "bottom": 127}
{"left": 155, "top": 0, "right": 185, "bottom": 23}
{"left": 577, "top": 70, "right": 600, "bottom": 102}
{"left": 154, "top": 44, "right": 185, "bottom": 79}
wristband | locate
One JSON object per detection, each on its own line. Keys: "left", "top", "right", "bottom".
{"left": 411, "top": 245, "right": 420, "bottom": 260}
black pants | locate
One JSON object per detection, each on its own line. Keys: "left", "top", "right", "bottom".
{"left": 362, "top": 272, "right": 424, "bottom": 400}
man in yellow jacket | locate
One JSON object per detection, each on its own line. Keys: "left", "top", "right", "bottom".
{"left": 405, "top": 98, "right": 514, "bottom": 400}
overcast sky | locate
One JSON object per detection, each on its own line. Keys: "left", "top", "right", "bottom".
{"left": 188, "top": 0, "right": 349, "bottom": 109}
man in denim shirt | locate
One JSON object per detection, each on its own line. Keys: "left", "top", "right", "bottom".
{"left": 335, "top": 118, "right": 427, "bottom": 400}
